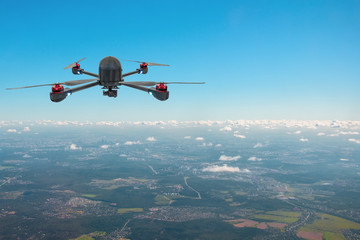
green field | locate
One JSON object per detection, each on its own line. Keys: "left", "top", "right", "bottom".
{"left": 70, "top": 231, "right": 106, "bottom": 240}
{"left": 117, "top": 208, "right": 143, "bottom": 214}
{"left": 266, "top": 211, "right": 301, "bottom": 217}
{"left": 155, "top": 195, "right": 173, "bottom": 205}
{"left": 0, "top": 166, "right": 13, "bottom": 170}
{"left": 81, "top": 194, "right": 97, "bottom": 198}
{"left": 252, "top": 211, "right": 300, "bottom": 223}
{"left": 234, "top": 191, "right": 247, "bottom": 196}
{"left": 0, "top": 191, "right": 23, "bottom": 200}
{"left": 299, "top": 213, "right": 360, "bottom": 240}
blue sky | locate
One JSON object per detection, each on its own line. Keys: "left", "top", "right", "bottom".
{"left": 0, "top": 0, "right": 359, "bottom": 121}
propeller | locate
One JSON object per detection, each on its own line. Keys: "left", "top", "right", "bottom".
{"left": 122, "top": 59, "right": 170, "bottom": 66}
{"left": 6, "top": 79, "right": 99, "bottom": 90}
{"left": 64, "top": 57, "right": 86, "bottom": 69}
{"left": 121, "top": 81, "right": 205, "bottom": 86}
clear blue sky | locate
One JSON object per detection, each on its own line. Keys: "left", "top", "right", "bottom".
{"left": 0, "top": 0, "right": 359, "bottom": 121}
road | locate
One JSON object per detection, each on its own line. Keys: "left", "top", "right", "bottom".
{"left": 147, "top": 164, "right": 158, "bottom": 174}
{"left": 184, "top": 177, "right": 201, "bottom": 199}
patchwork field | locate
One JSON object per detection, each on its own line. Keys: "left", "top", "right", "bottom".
{"left": 252, "top": 211, "right": 300, "bottom": 224}
{"left": 117, "top": 208, "right": 143, "bottom": 214}
{"left": 298, "top": 213, "right": 360, "bottom": 240}
{"left": 81, "top": 194, "right": 97, "bottom": 198}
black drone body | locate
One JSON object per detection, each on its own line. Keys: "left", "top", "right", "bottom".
{"left": 7, "top": 56, "right": 204, "bottom": 102}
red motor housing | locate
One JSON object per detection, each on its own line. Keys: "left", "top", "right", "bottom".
{"left": 52, "top": 84, "right": 64, "bottom": 93}
{"left": 140, "top": 62, "right": 148, "bottom": 74}
{"left": 156, "top": 83, "right": 167, "bottom": 92}
{"left": 50, "top": 84, "right": 68, "bottom": 102}
{"left": 72, "top": 63, "right": 82, "bottom": 75}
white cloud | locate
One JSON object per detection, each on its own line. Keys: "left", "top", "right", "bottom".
{"left": 100, "top": 145, "right": 109, "bottom": 149}
{"left": 219, "top": 155, "right": 241, "bottom": 161}
{"left": 248, "top": 156, "right": 262, "bottom": 161}
{"left": 2, "top": 120, "right": 360, "bottom": 129}
{"left": 340, "top": 158, "right": 349, "bottom": 161}
{"left": 23, "top": 154, "right": 31, "bottom": 158}
{"left": 23, "top": 127, "right": 30, "bottom": 132}
{"left": 202, "top": 164, "right": 250, "bottom": 173}
{"left": 340, "top": 131, "right": 359, "bottom": 135}
{"left": 196, "top": 137, "right": 204, "bottom": 141}
{"left": 202, "top": 142, "right": 213, "bottom": 147}
{"left": 215, "top": 144, "right": 222, "bottom": 147}
{"left": 348, "top": 138, "right": 360, "bottom": 144}
{"left": 219, "top": 126, "right": 232, "bottom": 132}
{"left": 234, "top": 134, "right": 246, "bottom": 139}
{"left": 294, "top": 130, "right": 302, "bottom": 134}
{"left": 6, "top": 129, "right": 17, "bottom": 133}
{"left": 327, "top": 131, "right": 359, "bottom": 137}
{"left": 184, "top": 136, "right": 191, "bottom": 139}
{"left": 299, "top": 138, "right": 309, "bottom": 142}
{"left": 253, "top": 143, "right": 263, "bottom": 148}
{"left": 115, "top": 143, "right": 120, "bottom": 146}
{"left": 146, "top": 137, "right": 156, "bottom": 142}
{"left": 70, "top": 144, "right": 82, "bottom": 150}
{"left": 317, "top": 132, "right": 326, "bottom": 136}
{"left": 124, "top": 141, "right": 141, "bottom": 145}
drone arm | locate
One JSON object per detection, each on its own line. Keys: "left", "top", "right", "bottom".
{"left": 121, "top": 82, "right": 149, "bottom": 92}
{"left": 82, "top": 70, "right": 99, "bottom": 78}
{"left": 66, "top": 81, "right": 100, "bottom": 94}
{"left": 122, "top": 69, "right": 141, "bottom": 78}
{"left": 122, "top": 83, "right": 169, "bottom": 101}
{"left": 50, "top": 81, "right": 99, "bottom": 102}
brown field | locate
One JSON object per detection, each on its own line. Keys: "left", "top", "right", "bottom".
{"left": 257, "top": 222, "right": 268, "bottom": 229}
{"left": 225, "top": 218, "right": 248, "bottom": 223}
{"left": 234, "top": 220, "right": 259, "bottom": 228}
{"left": 267, "top": 222, "right": 287, "bottom": 228}
{"left": 297, "top": 231, "right": 323, "bottom": 240}
{"left": 227, "top": 219, "right": 287, "bottom": 230}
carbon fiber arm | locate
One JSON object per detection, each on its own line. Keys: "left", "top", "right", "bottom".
{"left": 82, "top": 70, "right": 99, "bottom": 78}
{"left": 122, "top": 69, "right": 141, "bottom": 78}
{"left": 65, "top": 81, "right": 100, "bottom": 94}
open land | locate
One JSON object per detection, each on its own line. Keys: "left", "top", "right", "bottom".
{"left": 0, "top": 121, "right": 360, "bottom": 239}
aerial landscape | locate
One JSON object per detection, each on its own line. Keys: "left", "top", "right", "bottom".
{"left": 1, "top": 120, "right": 360, "bottom": 239}
{"left": 1, "top": 1, "right": 360, "bottom": 239}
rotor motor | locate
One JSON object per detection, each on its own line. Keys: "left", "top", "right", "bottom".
{"left": 139, "top": 63, "right": 148, "bottom": 74}
{"left": 72, "top": 63, "right": 83, "bottom": 75}
{"left": 50, "top": 84, "right": 69, "bottom": 102}
{"left": 156, "top": 83, "right": 167, "bottom": 91}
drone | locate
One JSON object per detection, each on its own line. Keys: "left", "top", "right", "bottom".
{"left": 7, "top": 56, "right": 204, "bottom": 102}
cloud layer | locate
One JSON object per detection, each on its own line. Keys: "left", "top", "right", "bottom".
{"left": 248, "top": 157, "right": 262, "bottom": 161}
{"left": 202, "top": 164, "right": 250, "bottom": 173}
{"left": 146, "top": 137, "right": 156, "bottom": 142}
{"left": 348, "top": 138, "right": 360, "bottom": 144}
{"left": 69, "top": 144, "right": 82, "bottom": 150}
{"left": 124, "top": 141, "right": 141, "bottom": 145}
{"left": 1, "top": 120, "right": 360, "bottom": 129}
{"left": 253, "top": 143, "right": 263, "bottom": 148}
{"left": 219, "top": 155, "right": 241, "bottom": 161}
{"left": 299, "top": 138, "right": 309, "bottom": 142}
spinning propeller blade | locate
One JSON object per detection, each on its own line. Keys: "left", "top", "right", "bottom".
{"left": 61, "top": 79, "right": 98, "bottom": 86}
{"left": 6, "top": 79, "right": 98, "bottom": 90}
{"left": 64, "top": 57, "right": 86, "bottom": 69}
{"left": 123, "top": 59, "right": 170, "bottom": 66}
{"left": 121, "top": 81, "right": 205, "bottom": 86}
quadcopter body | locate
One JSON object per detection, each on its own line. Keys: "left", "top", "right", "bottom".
{"left": 7, "top": 56, "right": 204, "bottom": 102}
